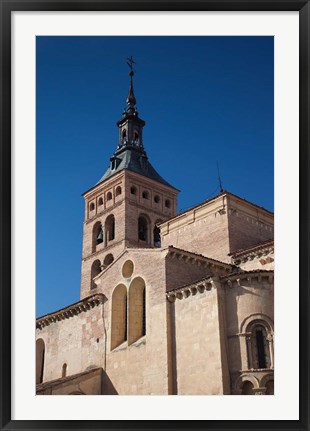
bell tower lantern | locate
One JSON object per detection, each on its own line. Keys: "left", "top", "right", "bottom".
{"left": 116, "top": 57, "right": 145, "bottom": 151}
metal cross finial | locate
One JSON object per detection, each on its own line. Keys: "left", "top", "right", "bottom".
{"left": 126, "top": 56, "right": 136, "bottom": 74}
{"left": 217, "top": 161, "right": 224, "bottom": 193}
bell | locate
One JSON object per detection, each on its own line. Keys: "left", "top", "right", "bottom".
{"left": 96, "top": 229, "right": 103, "bottom": 244}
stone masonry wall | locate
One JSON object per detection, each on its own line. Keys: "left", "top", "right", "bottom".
{"left": 224, "top": 274, "right": 274, "bottom": 391}
{"left": 94, "top": 248, "right": 170, "bottom": 394}
{"left": 161, "top": 195, "right": 231, "bottom": 263}
{"left": 170, "top": 285, "right": 230, "bottom": 395}
{"left": 124, "top": 172, "right": 178, "bottom": 248}
{"left": 226, "top": 195, "right": 274, "bottom": 254}
{"left": 81, "top": 170, "right": 178, "bottom": 299}
{"left": 36, "top": 304, "right": 105, "bottom": 384}
{"left": 81, "top": 172, "right": 127, "bottom": 298}
{"left": 160, "top": 193, "right": 274, "bottom": 264}
{"left": 165, "top": 253, "right": 229, "bottom": 291}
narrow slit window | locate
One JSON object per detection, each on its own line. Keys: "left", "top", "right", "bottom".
{"left": 142, "top": 287, "right": 146, "bottom": 336}
{"left": 62, "top": 363, "right": 67, "bottom": 378}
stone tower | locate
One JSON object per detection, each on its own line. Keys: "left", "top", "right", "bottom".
{"left": 80, "top": 64, "right": 179, "bottom": 299}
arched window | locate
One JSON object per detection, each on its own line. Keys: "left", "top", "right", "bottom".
{"left": 62, "top": 363, "right": 67, "bottom": 378}
{"left": 254, "top": 325, "right": 267, "bottom": 368}
{"left": 89, "top": 202, "right": 95, "bottom": 211}
{"left": 130, "top": 186, "right": 137, "bottom": 195}
{"left": 91, "top": 259, "right": 101, "bottom": 289}
{"left": 246, "top": 320, "right": 273, "bottom": 370}
{"left": 103, "top": 253, "right": 114, "bottom": 268}
{"left": 122, "top": 129, "right": 127, "bottom": 145}
{"left": 98, "top": 197, "right": 103, "bottom": 206}
{"left": 36, "top": 338, "right": 45, "bottom": 384}
{"left": 142, "top": 191, "right": 149, "bottom": 199}
{"left": 265, "top": 379, "right": 274, "bottom": 395}
{"left": 153, "top": 225, "right": 161, "bottom": 247}
{"left": 128, "top": 277, "right": 146, "bottom": 344}
{"left": 105, "top": 215, "right": 115, "bottom": 243}
{"left": 138, "top": 216, "right": 148, "bottom": 242}
{"left": 134, "top": 130, "right": 139, "bottom": 145}
{"left": 92, "top": 222, "right": 103, "bottom": 253}
{"left": 111, "top": 284, "right": 127, "bottom": 349}
{"left": 115, "top": 186, "right": 122, "bottom": 196}
{"left": 241, "top": 380, "right": 254, "bottom": 395}
{"left": 165, "top": 199, "right": 171, "bottom": 208}
{"left": 154, "top": 195, "right": 160, "bottom": 203}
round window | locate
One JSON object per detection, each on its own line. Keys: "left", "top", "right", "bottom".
{"left": 122, "top": 260, "right": 134, "bottom": 278}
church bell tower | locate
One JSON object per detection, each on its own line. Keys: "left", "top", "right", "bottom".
{"left": 80, "top": 59, "right": 179, "bottom": 299}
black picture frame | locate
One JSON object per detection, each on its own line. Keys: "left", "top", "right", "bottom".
{"left": 1, "top": 1, "right": 309, "bottom": 430}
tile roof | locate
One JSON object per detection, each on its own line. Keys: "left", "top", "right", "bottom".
{"left": 96, "top": 148, "right": 176, "bottom": 189}
{"left": 36, "top": 367, "right": 102, "bottom": 392}
{"left": 229, "top": 239, "right": 274, "bottom": 258}
{"left": 167, "top": 246, "right": 233, "bottom": 268}
{"left": 220, "top": 269, "right": 274, "bottom": 280}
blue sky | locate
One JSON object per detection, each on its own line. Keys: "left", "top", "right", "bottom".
{"left": 36, "top": 36, "right": 274, "bottom": 317}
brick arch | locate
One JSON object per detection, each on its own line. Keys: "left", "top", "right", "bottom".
{"left": 138, "top": 213, "right": 151, "bottom": 244}
{"left": 153, "top": 219, "right": 163, "bottom": 247}
{"left": 241, "top": 315, "right": 274, "bottom": 370}
{"left": 92, "top": 221, "right": 103, "bottom": 253}
{"left": 90, "top": 259, "right": 101, "bottom": 289}
{"left": 105, "top": 214, "right": 115, "bottom": 244}
{"left": 240, "top": 313, "right": 274, "bottom": 334}
{"left": 260, "top": 373, "right": 274, "bottom": 388}
{"left": 103, "top": 253, "right": 114, "bottom": 268}
{"left": 235, "top": 373, "right": 259, "bottom": 391}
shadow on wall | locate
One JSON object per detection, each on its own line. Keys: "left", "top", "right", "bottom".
{"left": 102, "top": 369, "right": 118, "bottom": 395}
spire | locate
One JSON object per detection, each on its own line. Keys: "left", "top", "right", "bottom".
{"left": 96, "top": 58, "right": 176, "bottom": 190}
{"left": 115, "top": 57, "right": 145, "bottom": 153}
{"left": 126, "top": 56, "right": 137, "bottom": 112}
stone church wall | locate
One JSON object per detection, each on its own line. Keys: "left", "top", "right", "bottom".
{"left": 160, "top": 193, "right": 274, "bottom": 264}
{"left": 165, "top": 254, "right": 211, "bottom": 291}
{"left": 36, "top": 304, "right": 105, "bottom": 384}
{"left": 95, "top": 248, "right": 170, "bottom": 394}
{"left": 80, "top": 241, "right": 125, "bottom": 299}
{"left": 223, "top": 274, "right": 274, "bottom": 391}
{"left": 170, "top": 286, "right": 230, "bottom": 395}
{"left": 226, "top": 195, "right": 274, "bottom": 254}
{"left": 124, "top": 172, "right": 177, "bottom": 249}
{"left": 160, "top": 195, "right": 231, "bottom": 263}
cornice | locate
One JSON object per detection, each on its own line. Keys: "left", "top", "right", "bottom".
{"left": 230, "top": 241, "right": 274, "bottom": 265}
{"left": 36, "top": 294, "right": 105, "bottom": 330}
{"left": 125, "top": 169, "right": 180, "bottom": 193}
{"left": 82, "top": 239, "right": 124, "bottom": 262}
{"left": 83, "top": 171, "right": 124, "bottom": 198}
{"left": 221, "top": 270, "right": 274, "bottom": 287}
{"left": 166, "top": 246, "right": 233, "bottom": 272}
{"left": 166, "top": 276, "right": 216, "bottom": 302}
{"left": 166, "top": 269, "right": 274, "bottom": 302}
